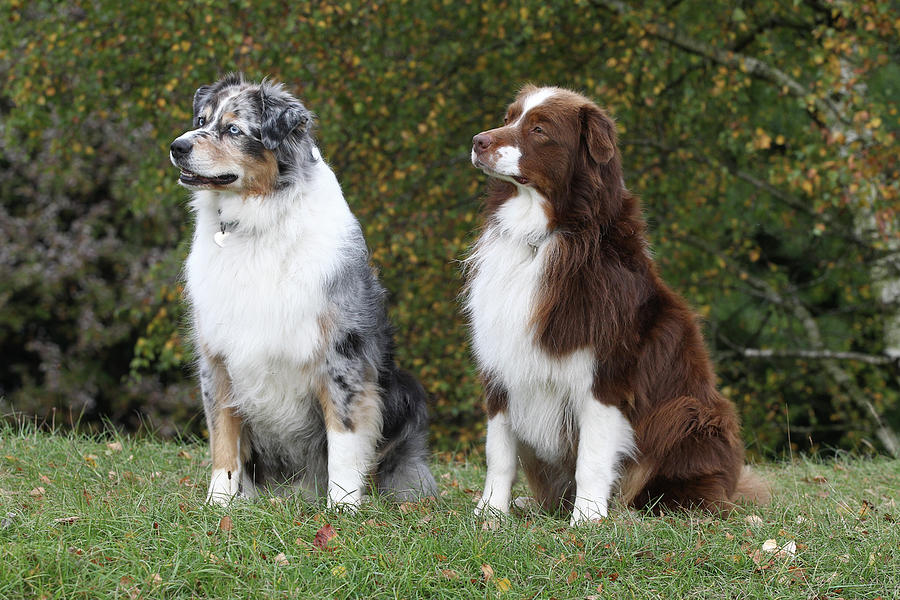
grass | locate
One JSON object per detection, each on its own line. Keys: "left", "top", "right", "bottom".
{"left": 1, "top": 422, "right": 898, "bottom": 599}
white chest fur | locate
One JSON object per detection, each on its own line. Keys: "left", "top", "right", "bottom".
{"left": 466, "top": 191, "right": 595, "bottom": 460}
{"left": 185, "top": 161, "right": 356, "bottom": 414}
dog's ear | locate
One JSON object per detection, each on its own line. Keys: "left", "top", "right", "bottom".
{"left": 192, "top": 85, "right": 213, "bottom": 120}
{"left": 259, "top": 90, "right": 312, "bottom": 151}
{"left": 580, "top": 104, "right": 616, "bottom": 165}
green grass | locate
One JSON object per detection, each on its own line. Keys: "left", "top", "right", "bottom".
{"left": 1, "top": 422, "right": 897, "bottom": 599}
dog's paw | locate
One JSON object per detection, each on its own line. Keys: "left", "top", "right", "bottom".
{"left": 206, "top": 468, "right": 241, "bottom": 506}
{"left": 474, "top": 495, "right": 510, "bottom": 519}
{"left": 327, "top": 487, "right": 362, "bottom": 513}
{"left": 570, "top": 497, "right": 608, "bottom": 526}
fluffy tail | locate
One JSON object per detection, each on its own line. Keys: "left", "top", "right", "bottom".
{"left": 375, "top": 367, "right": 438, "bottom": 501}
{"left": 731, "top": 466, "right": 772, "bottom": 505}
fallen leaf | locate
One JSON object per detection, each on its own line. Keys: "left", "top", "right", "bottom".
{"left": 84, "top": 454, "right": 98, "bottom": 466}
{"left": 440, "top": 569, "right": 459, "bottom": 580}
{"left": 481, "top": 563, "right": 494, "bottom": 582}
{"left": 313, "top": 523, "right": 337, "bottom": 550}
{"left": 274, "top": 552, "right": 289, "bottom": 566}
{"left": 106, "top": 442, "right": 123, "bottom": 452}
{"left": 54, "top": 516, "right": 79, "bottom": 525}
{"left": 39, "top": 474, "right": 52, "bottom": 485}
{"left": 218, "top": 515, "right": 233, "bottom": 532}
{"left": 761, "top": 538, "right": 796, "bottom": 559}
{"left": 480, "top": 518, "right": 500, "bottom": 531}
{"left": 566, "top": 570, "right": 578, "bottom": 584}
{"left": 495, "top": 577, "right": 511, "bottom": 592}
{"left": 745, "top": 515, "right": 764, "bottom": 527}
{"left": 177, "top": 450, "right": 192, "bottom": 459}
{"left": 29, "top": 486, "right": 45, "bottom": 498}
{"left": 149, "top": 573, "right": 162, "bottom": 585}
{"left": 331, "top": 564, "right": 347, "bottom": 577}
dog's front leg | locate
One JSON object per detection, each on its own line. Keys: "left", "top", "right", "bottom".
{"left": 570, "top": 400, "right": 635, "bottom": 526}
{"left": 200, "top": 353, "right": 250, "bottom": 506}
{"left": 475, "top": 411, "right": 517, "bottom": 517}
{"left": 320, "top": 379, "right": 381, "bottom": 511}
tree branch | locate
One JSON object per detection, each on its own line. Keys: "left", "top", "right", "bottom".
{"left": 592, "top": 0, "right": 849, "bottom": 127}
{"left": 678, "top": 232, "right": 900, "bottom": 456}
{"left": 737, "top": 347, "right": 899, "bottom": 366}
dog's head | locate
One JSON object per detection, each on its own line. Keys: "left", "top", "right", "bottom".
{"left": 471, "top": 85, "right": 620, "bottom": 222}
{"left": 170, "top": 73, "right": 315, "bottom": 195}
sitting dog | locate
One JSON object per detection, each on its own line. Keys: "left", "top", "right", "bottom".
{"left": 170, "top": 74, "right": 436, "bottom": 507}
{"left": 466, "top": 85, "right": 768, "bottom": 525}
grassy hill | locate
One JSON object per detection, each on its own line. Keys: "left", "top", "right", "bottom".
{"left": 1, "top": 422, "right": 897, "bottom": 599}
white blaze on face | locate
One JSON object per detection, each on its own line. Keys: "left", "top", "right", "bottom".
{"left": 510, "top": 87, "right": 558, "bottom": 128}
{"left": 492, "top": 146, "right": 523, "bottom": 177}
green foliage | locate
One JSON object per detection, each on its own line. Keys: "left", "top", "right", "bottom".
{"left": 1, "top": 1, "right": 898, "bottom": 452}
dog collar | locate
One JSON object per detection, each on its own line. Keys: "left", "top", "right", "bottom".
{"left": 527, "top": 228, "right": 557, "bottom": 255}
{"left": 214, "top": 220, "right": 238, "bottom": 248}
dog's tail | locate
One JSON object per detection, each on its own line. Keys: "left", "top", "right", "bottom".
{"left": 731, "top": 465, "right": 772, "bottom": 505}
{"left": 375, "top": 367, "right": 438, "bottom": 501}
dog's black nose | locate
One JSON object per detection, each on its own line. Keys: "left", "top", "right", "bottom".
{"left": 473, "top": 133, "right": 492, "bottom": 154}
{"left": 170, "top": 138, "right": 193, "bottom": 158}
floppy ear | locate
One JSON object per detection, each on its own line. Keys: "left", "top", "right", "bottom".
{"left": 259, "top": 90, "right": 312, "bottom": 151}
{"left": 580, "top": 104, "right": 617, "bottom": 165}
{"left": 192, "top": 85, "right": 213, "bottom": 119}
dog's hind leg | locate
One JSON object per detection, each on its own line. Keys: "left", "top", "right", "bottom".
{"left": 200, "top": 352, "right": 252, "bottom": 505}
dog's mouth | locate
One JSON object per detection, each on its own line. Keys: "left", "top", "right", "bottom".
{"left": 474, "top": 159, "right": 530, "bottom": 186}
{"left": 178, "top": 169, "right": 239, "bottom": 187}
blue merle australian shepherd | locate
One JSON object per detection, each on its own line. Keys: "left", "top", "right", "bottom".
{"left": 169, "top": 74, "right": 437, "bottom": 507}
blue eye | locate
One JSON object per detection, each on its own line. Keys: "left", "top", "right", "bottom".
{"left": 197, "top": 116, "right": 206, "bottom": 126}
{"left": 228, "top": 124, "right": 241, "bottom": 135}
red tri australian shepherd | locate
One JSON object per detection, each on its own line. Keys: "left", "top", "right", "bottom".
{"left": 466, "top": 85, "right": 769, "bottom": 525}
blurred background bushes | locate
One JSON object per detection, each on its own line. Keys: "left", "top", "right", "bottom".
{"left": 1, "top": 0, "right": 898, "bottom": 455}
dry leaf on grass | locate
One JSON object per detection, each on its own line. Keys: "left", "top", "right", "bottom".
{"left": 106, "top": 442, "right": 123, "bottom": 452}
{"left": 481, "top": 563, "right": 494, "bottom": 582}
{"left": 745, "top": 515, "right": 764, "bottom": 527}
{"left": 274, "top": 552, "right": 289, "bottom": 566}
{"left": 440, "top": 569, "right": 459, "bottom": 580}
{"left": 313, "top": 523, "right": 337, "bottom": 550}
{"left": 54, "top": 516, "right": 79, "bottom": 525}
{"left": 177, "top": 450, "right": 192, "bottom": 459}
{"left": 480, "top": 518, "right": 501, "bottom": 531}
{"left": 218, "top": 515, "right": 233, "bottom": 532}
{"left": 29, "top": 487, "right": 45, "bottom": 499}
{"left": 761, "top": 538, "right": 796, "bottom": 559}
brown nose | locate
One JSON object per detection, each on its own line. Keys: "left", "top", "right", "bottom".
{"left": 473, "top": 132, "right": 492, "bottom": 154}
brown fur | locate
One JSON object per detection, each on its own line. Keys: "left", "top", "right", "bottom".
{"left": 203, "top": 352, "right": 248, "bottom": 476}
{"left": 475, "top": 86, "right": 769, "bottom": 512}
